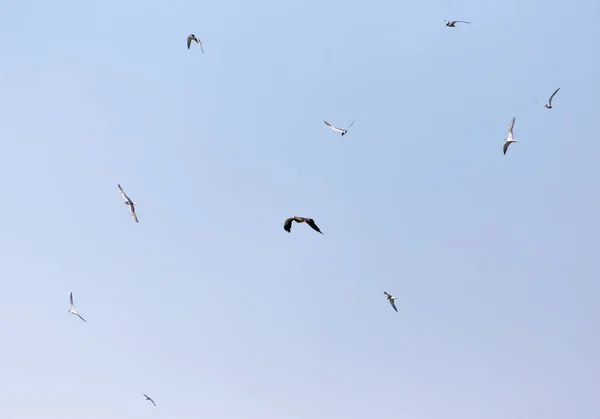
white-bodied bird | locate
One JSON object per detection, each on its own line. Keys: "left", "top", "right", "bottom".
{"left": 324, "top": 119, "right": 355, "bottom": 136}
{"left": 118, "top": 184, "right": 139, "bottom": 223}
{"left": 535, "top": 87, "right": 561, "bottom": 109}
{"left": 503, "top": 117, "right": 518, "bottom": 155}
{"left": 383, "top": 291, "right": 398, "bottom": 312}
{"left": 68, "top": 292, "right": 87, "bottom": 322}
{"left": 444, "top": 20, "right": 470, "bottom": 27}
{"left": 187, "top": 34, "right": 204, "bottom": 53}
{"left": 141, "top": 393, "right": 156, "bottom": 407}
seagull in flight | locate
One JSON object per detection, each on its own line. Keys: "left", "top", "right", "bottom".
{"left": 444, "top": 20, "right": 470, "bottom": 27}
{"left": 283, "top": 216, "right": 323, "bottom": 234}
{"left": 503, "top": 117, "right": 518, "bottom": 155}
{"left": 383, "top": 291, "right": 398, "bottom": 312}
{"left": 141, "top": 393, "right": 156, "bottom": 407}
{"left": 68, "top": 292, "right": 87, "bottom": 322}
{"left": 324, "top": 119, "right": 355, "bottom": 136}
{"left": 535, "top": 87, "right": 561, "bottom": 109}
{"left": 118, "top": 184, "right": 139, "bottom": 223}
{"left": 187, "top": 34, "right": 204, "bottom": 53}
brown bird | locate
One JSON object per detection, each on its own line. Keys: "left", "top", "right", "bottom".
{"left": 283, "top": 216, "right": 323, "bottom": 234}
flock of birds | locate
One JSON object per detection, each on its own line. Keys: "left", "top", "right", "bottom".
{"left": 62, "top": 20, "right": 564, "bottom": 409}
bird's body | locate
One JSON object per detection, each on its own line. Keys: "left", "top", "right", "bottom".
{"left": 503, "top": 117, "right": 518, "bottom": 155}
{"left": 68, "top": 292, "right": 87, "bottom": 322}
{"left": 283, "top": 216, "right": 323, "bottom": 234}
{"left": 383, "top": 291, "right": 398, "bottom": 312}
{"left": 118, "top": 184, "right": 139, "bottom": 223}
{"left": 141, "top": 393, "right": 156, "bottom": 407}
{"left": 444, "top": 20, "right": 470, "bottom": 27}
{"left": 187, "top": 34, "right": 204, "bottom": 53}
{"left": 324, "top": 119, "right": 355, "bottom": 136}
{"left": 536, "top": 87, "right": 561, "bottom": 109}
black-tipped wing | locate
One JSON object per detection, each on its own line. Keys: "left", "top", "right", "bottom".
{"left": 283, "top": 217, "right": 294, "bottom": 233}
{"left": 503, "top": 142, "right": 510, "bottom": 155}
{"left": 69, "top": 292, "right": 75, "bottom": 308}
{"left": 548, "top": 87, "right": 561, "bottom": 105}
{"left": 345, "top": 118, "right": 356, "bottom": 131}
{"left": 77, "top": 313, "right": 87, "bottom": 322}
{"left": 130, "top": 205, "right": 139, "bottom": 223}
{"left": 118, "top": 184, "right": 131, "bottom": 202}
{"left": 389, "top": 299, "right": 398, "bottom": 312}
{"left": 198, "top": 39, "right": 204, "bottom": 53}
{"left": 324, "top": 121, "right": 344, "bottom": 133}
{"left": 187, "top": 36, "right": 192, "bottom": 49}
{"left": 306, "top": 218, "right": 323, "bottom": 234}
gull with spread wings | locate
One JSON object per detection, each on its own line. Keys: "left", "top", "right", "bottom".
{"left": 187, "top": 34, "right": 204, "bottom": 53}
{"left": 68, "top": 292, "right": 87, "bottom": 322}
{"left": 383, "top": 291, "right": 398, "bottom": 312}
{"left": 141, "top": 393, "right": 156, "bottom": 407}
{"left": 536, "top": 87, "right": 561, "bottom": 109}
{"left": 118, "top": 184, "right": 139, "bottom": 223}
{"left": 503, "top": 117, "right": 518, "bottom": 155}
{"left": 444, "top": 20, "right": 470, "bottom": 27}
{"left": 324, "top": 119, "right": 355, "bottom": 136}
{"left": 283, "top": 216, "right": 323, "bottom": 235}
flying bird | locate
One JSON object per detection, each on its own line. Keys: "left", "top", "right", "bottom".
{"left": 383, "top": 292, "right": 398, "bottom": 312}
{"left": 324, "top": 119, "right": 355, "bottom": 136}
{"left": 283, "top": 216, "right": 323, "bottom": 234}
{"left": 503, "top": 117, "right": 518, "bottom": 155}
{"left": 187, "top": 34, "right": 204, "bottom": 53}
{"left": 535, "top": 87, "right": 561, "bottom": 109}
{"left": 444, "top": 20, "right": 470, "bottom": 27}
{"left": 68, "top": 292, "right": 87, "bottom": 322}
{"left": 118, "top": 184, "right": 139, "bottom": 223}
{"left": 141, "top": 393, "right": 156, "bottom": 407}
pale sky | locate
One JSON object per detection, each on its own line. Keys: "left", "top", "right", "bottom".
{"left": 0, "top": 0, "right": 599, "bottom": 418}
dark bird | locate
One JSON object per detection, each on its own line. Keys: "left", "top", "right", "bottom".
{"left": 444, "top": 20, "right": 470, "bottom": 27}
{"left": 324, "top": 119, "right": 355, "bottom": 136}
{"left": 187, "top": 34, "right": 204, "bottom": 53}
{"left": 383, "top": 291, "right": 398, "bottom": 312}
{"left": 141, "top": 393, "right": 156, "bottom": 407}
{"left": 118, "top": 184, "right": 139, "bottom": 223}
{"left": 283, "top": 216, "right": 323, "bottom": 234}
{"left": 535, "top": 87, "right": 561, "bottom": 109}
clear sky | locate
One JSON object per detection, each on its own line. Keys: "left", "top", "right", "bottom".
{"left": 0, "top": 0, "right": 598, "bottom": 418}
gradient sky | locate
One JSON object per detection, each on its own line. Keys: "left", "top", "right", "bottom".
{"left": 0, "top": 0, "right": 599, "bottom": 418}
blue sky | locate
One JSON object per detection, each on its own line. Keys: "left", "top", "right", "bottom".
{"left": 0, "top": 0, "right": 599, "bottom": 418}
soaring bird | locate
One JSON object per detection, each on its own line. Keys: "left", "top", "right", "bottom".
{"left": 383, "top": 291, "right": 398, "bottom": 312}
{"left": 324, "top": 119, "right": 355, "bottom": 136}
{"left": 536, "top": 87, "right": 561, "bottom": 109}
{"left": 503, "top": 117, "right": 518, "bottom": 155}
{"left": 444, "top": 20, "right": 470, "bottom": 27}
{"left": 187, "top": 34, "right": 204, "bottom": 53}
{"left": 68, "top": 292, "right": 87, "bottom": 322}
{"left": 141, "top": 393, "right": 156, "bottom": 407}
{"left": 118, "top": 184, "right": 139, "bottom": 223}
{"left": 283, "top": 216, "right": 323, "bottom": 234}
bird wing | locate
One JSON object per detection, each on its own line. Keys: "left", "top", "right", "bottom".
{"left": 548, "top": 87, "right": 561, "bottom": 105}
{"left": 187, "top": 36, "right": 192, "bottom": 49}
{"left": 456, "top": 21, "right": 470, "bottom": 24}
{"left": 130, "top": 205, "right": 139, "bottom": 223}
{"left": 324, "top": 121, "right": 344, "bottom": 133}
{"left": 503, "top": 141, "right": 510, "bottom": 155}
{"left": 118, "top": 184, "right": 131, "bottom": 202}
{"left": 77, "top": 313, "right": 87, "bottom": 322}
{"left": 70, "top": 292, "right": 75, "bottom": 308}
{"left": 283, "top": 217, "right": 294, "bottom": 233}
{"left": 507, "top": 117, "right": 515, "bottom": 140}
{"left": 306, "top": 218, "right": 323, "bottom": 234}
{"left": 150, "top": 398, "right": 156, "bottom": 407}
{"left": 345, "top": 118, "right": 356, "bottom": 131}
{"left": 389, "top": 299, "right": 398, "bottom": 312}
{"left": 198, "top": 38, "right": 204, "bottom": 53}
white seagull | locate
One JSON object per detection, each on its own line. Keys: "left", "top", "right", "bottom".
{"left": 503, "top": 117, "right": 518, "bottom": 155}
{"left": 118, "top": 184, "right": 139, "bottom": 223}
{"left": 141, "top": 393, "right": 156, "bottom": 407}
{"left": 535, "top": 87, "right": 561, "bottom": 109}
{"left": 444, "top": 20, "right": 470, "bottom": 27}
{"left": 187, "top": 34, "right": 204, "bottom": 53}
{"left": 383, "top": 291, "right": 398, "bottom": 312}
{"left": 68, "top": 292, "right": 87, "bottom": 322}
{"left": 324, "top": 119, "right": 355, "bottom": 136}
